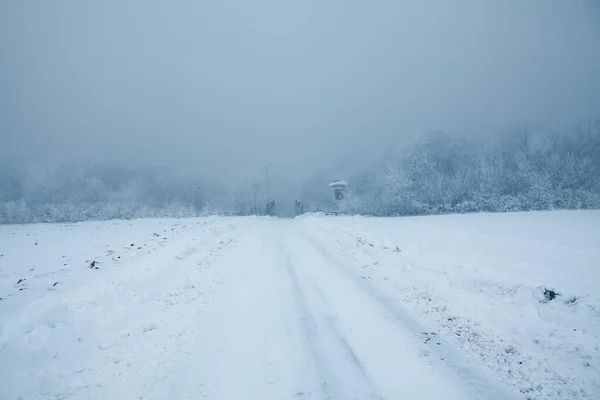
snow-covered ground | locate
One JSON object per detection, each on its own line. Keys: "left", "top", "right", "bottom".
{"left": 0, "top": 211, "right": 598, "bottom": 399}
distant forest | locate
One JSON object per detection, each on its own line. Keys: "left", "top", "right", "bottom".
{"left": 340, "top": 122, "right": 600, "bottom": 216}
{"left": 1, "top": 121, "right": 599, "bottom": 223}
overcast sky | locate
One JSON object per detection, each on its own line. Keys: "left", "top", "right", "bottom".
{"left": 1, "top": 0, "right": 599, "bottom": 184}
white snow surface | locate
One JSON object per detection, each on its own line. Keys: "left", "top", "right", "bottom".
{"left": 0, "top": 211, "right": 598, "bottom": 400}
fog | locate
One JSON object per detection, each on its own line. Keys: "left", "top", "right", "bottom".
{"left": 1, "top": 1, "right": 600, "bottom": 220}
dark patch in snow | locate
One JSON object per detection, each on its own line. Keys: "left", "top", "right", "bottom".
{"left": 421, "top": 332, "right": 438, "bottom": 344}
{"left": 542, "top": 288, "right": 560, "bottom": 302}
{"left": 89, "top": 261, "right": 99, "bottom": 269}
{"left": 564, "top": 296, "right": 577, "bottom": 305}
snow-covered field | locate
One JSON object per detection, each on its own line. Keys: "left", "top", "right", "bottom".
{"left": 0, "top": 211, "right": 598, "bottom": 399}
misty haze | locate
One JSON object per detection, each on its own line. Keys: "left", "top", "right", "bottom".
{"left": 1, "top": 1, "right": 599, "bottom": 399}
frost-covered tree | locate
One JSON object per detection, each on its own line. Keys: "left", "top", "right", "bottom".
{"left": 337, "top": 122, "right": 600, "bottom": 216}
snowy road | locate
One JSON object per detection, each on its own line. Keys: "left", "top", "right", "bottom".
{"left": 1, "top": 212, "right": 599, "bottom": 399}
{"left": 178, "top": 222, "right": 499, "bottom": 400}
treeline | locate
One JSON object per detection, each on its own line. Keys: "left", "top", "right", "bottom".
{"left": 0, "top": 164, "right": 207, "bottom": 223}
{"left": 0, "top": 161, "right": 279, "bottom": 223}
{"left": 1, "top": 122, "right": 599, "bottom": 223}
{"left": 339, "top": 122, "right": 600, "bottom": 216}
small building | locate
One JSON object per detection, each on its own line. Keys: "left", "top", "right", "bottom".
{"left": 328, "top": 180, "right": 348, "bottom": 200}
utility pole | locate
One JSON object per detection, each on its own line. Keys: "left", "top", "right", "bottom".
{"left": 266, "top": 164, "right": 271, "bottom": 198}
{"left": 265, "top": 163, "right": 274, "bottom": 216}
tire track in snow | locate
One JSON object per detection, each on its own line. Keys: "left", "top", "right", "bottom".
{"left": 170, "top": 224, "right": 319, "bottom": 400}
{"left": 299, "top": 231, "right": 514, "bottom": 400}
{"left": 282, "top": 241, "right": 383, "bottom": 400}
{"left": 283, "top": 249, "right": 335, "bottom": 400}
{"left": 304, "top": 274, "right": 376, "bottom": 386}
